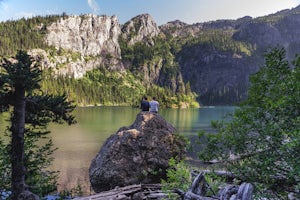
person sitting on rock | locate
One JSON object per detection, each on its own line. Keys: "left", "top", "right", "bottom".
{"left": 149, "top": 97, "right": 159, "bottom": 113}
{"left": 140, "top": 96, "right": 150, "bottom": 111}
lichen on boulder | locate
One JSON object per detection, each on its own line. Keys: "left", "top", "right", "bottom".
{"left": 89, "top": 112, "right": 186, "bottom": 193}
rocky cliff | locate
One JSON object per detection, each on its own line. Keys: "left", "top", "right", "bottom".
{"left": 22, "top": 5, "right": 300, "bottom": 104}
{"left": 161, "top": 5, "right": 300, "bottom": 104}
{"left": 36, "top": 13, "right": 162, "bottom": 79}
{"left": 41, "top": 14, "right": 124, "bottom": 77}
{"left": 121, "top": 14, "right": 160, "bottom": 45}
{"left": 45, "top": 14, "right": 121, "bottom": 58}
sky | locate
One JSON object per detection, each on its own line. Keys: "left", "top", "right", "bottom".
{"left": 0, "top": 0, "right": 300, "bottom": 25}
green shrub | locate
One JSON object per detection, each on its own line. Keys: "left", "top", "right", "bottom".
{"left": 198, "top": 48, "right": 300, "bottom": 198}
{"left": 161, "top": 158, "right": 192, "bottom": 199}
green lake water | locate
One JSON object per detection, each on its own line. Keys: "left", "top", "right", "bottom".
{"left": 0, "top": 106, "right": 236, "bottom": 194}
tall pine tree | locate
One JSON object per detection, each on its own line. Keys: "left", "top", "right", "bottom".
{"left": 0, "top": 50, "right": 76, "bottom": 199}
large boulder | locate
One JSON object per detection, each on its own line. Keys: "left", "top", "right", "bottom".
{"left": 89, "top": 112, "right": 186, "bottom": 193}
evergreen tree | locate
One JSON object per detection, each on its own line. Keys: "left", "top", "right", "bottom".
{"left": 0, "top": 50, "right": 75, "bottom": 199}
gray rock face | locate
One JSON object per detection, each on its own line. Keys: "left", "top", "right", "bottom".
{"left": 28, "top": 48, "right": 102, "bottom": 78}
{"left": 160, "top": 20, "right": 201, "bottom": 38}
{"left": 46, "top": 14, "right": 121, "bottom": 57}
{"left": 233, "top": 22, "right": 283, "bottom": 47}
{"left": 45, "top": 14, "right": 124, "bottom": 74}
{"left": 40, "top": 13, "right": 161, "bottom": 78}
{"left": 121, "top": 14, "right": 160, "bottom": 45}
{"left": 89, "top": 112, "right": 186, "bottom": 193}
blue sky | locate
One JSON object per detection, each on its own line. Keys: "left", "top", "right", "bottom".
{"left": 0, "top": 0, "right": 300, "bottom": 25}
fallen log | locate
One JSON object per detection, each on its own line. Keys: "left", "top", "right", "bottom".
{"left": 175, "top": 171, "right": 253, "bottom": 200}
{"left": 73, "top": 173, "right": 253, "bottom": 200}
{"left": 182, "top": 191, "right": 217, "bottom": 200}
{"left": 174, "top": 172, "right": 218, "bottom": 200}
{"left": 73, "top": 184, "right": 167, "bottom": 200}
{"left": 236, "top": 183, "right": 254, "bottom": 200}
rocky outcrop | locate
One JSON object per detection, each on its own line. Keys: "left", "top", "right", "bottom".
{"left": 29, "top": 48, "right": 102, "bottom": 78}
{"left": 38, "top": 13, "right": 161, "bottom": 78}
{"left": 160, "top": 20, "right": 202, "bottom": 38}
{"left": 46, "top": 14, "right": 121, "bottom": 57}
{"left": 121, "top": 14, "right": 160, "bottom": 45}
{"left": 45, "top": 14, "right": 124, "bottom": 73}
{"left": 89, "top": 112, "right": 186, "bottom": 193}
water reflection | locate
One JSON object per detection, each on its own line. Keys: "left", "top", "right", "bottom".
{"left": 48, "top": 106, "right": 142, "bottom": 194}
{"left": 0, "top": 106, "right": 236, "bottom": 195}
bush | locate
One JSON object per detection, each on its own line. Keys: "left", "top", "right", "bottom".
{"left": 161, "top": 158, "right": 192, "bottom": 199}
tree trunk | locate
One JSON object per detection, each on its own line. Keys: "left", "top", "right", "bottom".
{"left": 11, "top": 87, "right": 26, "bottom": 199}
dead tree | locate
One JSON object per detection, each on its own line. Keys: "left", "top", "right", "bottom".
{"left": 175, "top": 171, "right": 253, "bottom": 200}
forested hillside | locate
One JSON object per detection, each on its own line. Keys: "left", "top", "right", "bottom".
{"left": 0, "top": 14, "right": 198, "bottom": 108}
{"left": 0, "top": 5, "right": 300, "bottom": 106}
{"left": 0, "top": 15, "right": 62, "bottom": 56}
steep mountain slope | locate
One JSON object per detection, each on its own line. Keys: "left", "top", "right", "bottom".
{"left": 160, "top": 5, "right": 300, "bottom": 104}
{"left": 1, "top": 5, "right": 300, "bottom": 105}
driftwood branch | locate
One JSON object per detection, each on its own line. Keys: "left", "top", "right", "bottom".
{"left": 175, "top": 172, "right": 217, "bottom": 200}
{"left": 176, "top": 171, "right": 253, "bottom": 200}
{"left": 73, "top": 172, "right": 253, "bottom": 200}
{"left": 73, "top": 184, "right": 166, "bottom": 200}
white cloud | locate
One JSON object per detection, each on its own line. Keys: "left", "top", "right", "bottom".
{"left": 87, "top": 0, "right": 100, "bottom": 14}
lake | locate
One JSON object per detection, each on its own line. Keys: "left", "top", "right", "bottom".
{"left": 0, "top": 106, "right": 236, "bottom": 195}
